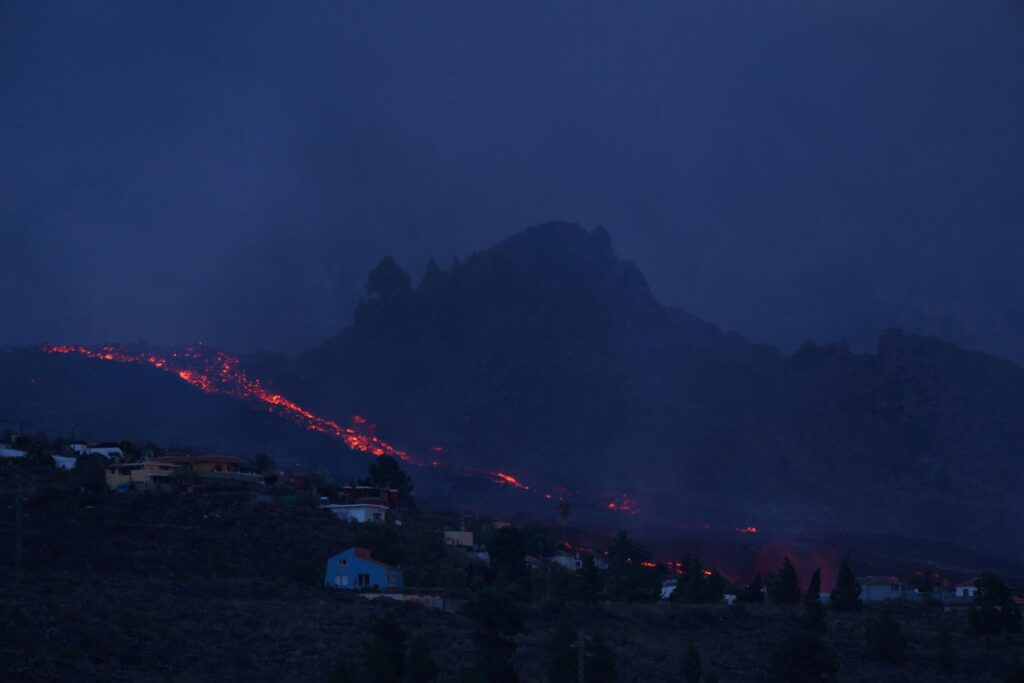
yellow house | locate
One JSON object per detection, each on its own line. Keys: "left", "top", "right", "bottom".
{"left": 105, "top": 461, "right": 180, "bottom": 490}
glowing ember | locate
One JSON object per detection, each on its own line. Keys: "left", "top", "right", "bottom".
{"left": 492, "top": 471, "right": 530, "bottom": 490}
{"left": 605, "top": 493, "right": 639, "bottom": 515}
{"left": 737, "top": 526, "right": 758, "bottom": 534}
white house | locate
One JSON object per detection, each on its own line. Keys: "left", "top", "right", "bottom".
{"left": 70, "top": 442, "right": 123, "bottom": 459}
{"left": 0, "top": 444, "right": 26, "bottom": 459}
{"left": 956, "top": 578, "right": 980, "bottom": 599}
{"left": 322, "top": 503, "right": 389, "bottom": 524}
{"left": 550, "top": 550, "right": 584, "bottom": 571}
{"left": 859, "top": 576, "right": 910, "bottom": 601}
{"left": 53, "top": 455, "right": 77, "bottom": 470}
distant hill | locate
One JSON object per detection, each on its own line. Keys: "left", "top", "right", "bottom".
{"left": 291, "top": 222, "right": 1024, "bottom": 560}
{"left": 4, "top": 221, "right": 1024, "bottom": 562}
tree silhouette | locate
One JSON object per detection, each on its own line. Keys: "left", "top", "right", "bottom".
{"left": 829, "top": 560, "right": 862, "bottom": 612}
{"left": 770, "top": 557, "right": 802, "bottom": 605}
{"left": 363, "top": 455, "right": 415, "bottom": 508}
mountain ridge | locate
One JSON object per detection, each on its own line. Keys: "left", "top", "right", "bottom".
{"left": 3, "top": 221, "right": 1023, "bottom": 562}
{"left": 290, "top": 221, "right": 1024, "bottom": 559}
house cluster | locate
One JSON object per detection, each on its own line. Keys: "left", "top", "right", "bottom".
{"left": 104, "top": 454, "right": 264, "bottom": 491}
{"left": 0, "top": 439, "right": 123, "bottom": 471}
{"left": 827, "top": 575, "right": 1019, "bottom": 608}
{"left": 658, "top": 571, "right": 1017, "bottom": 607}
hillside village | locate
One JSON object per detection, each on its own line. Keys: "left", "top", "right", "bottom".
{"left": 5, "top": 433, "right": 1024, "bottom": 682}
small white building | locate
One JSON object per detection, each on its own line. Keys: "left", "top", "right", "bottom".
{"left": 444, "top": 530, "right": 475, "bottom": 548}
{"left": 859, "top": 576, "right": 910, "bottom": 601}
{"left": 53, "top": 455, "right": 77, "bottom": 470}
{"left": 0, "top": 444, "right": 26, "bottom": 459}
{"left": 550, "top": 550, "right": 585, "bottom": 571}
{"left": 956, "top": 578, "right": 980, "bottom": 599}
{"left": 322, "top": 503, "right": 389, "bottom": 524}
{"left": 70, "top": 442, "right": 123, "bottom": 459}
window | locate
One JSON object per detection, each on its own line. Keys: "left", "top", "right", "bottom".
{"left": 358, "top": 574, "right": 371, "bottom": 587}
{"left": 340, "top": 575, "right": 349, "bottom": 586}
{"left": 339, "top": 558, "right": 348, "bottom": 566}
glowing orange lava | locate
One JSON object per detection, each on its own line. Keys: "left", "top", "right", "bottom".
{"left": 43, "top": 343, "right": 415, "bottom": 463}
{"left": 42, "top": 343, "right": 640, "bottom": 508}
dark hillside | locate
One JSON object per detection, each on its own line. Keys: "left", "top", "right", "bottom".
{"left": 294, "top": 223, "right": 1024, "bottom": 561}
{"left": 3, "top": 472, "right": 1024, "bottom": 683}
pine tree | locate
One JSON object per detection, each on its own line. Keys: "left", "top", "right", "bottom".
{"left": 363, "top": 455, "right": 415, "bottom": 508}
{"left": 968, "top": 573, "right": 1023, "bottom": 636}
{"left": 829, "top": 560, "right": 863, "bottom": 612}
{"left": 770, "top": 557, "right": 802, "bottom": 605}
{"left": 583, "top": 631, "right": 617, "bottom": 683}
{"left": 680, "top": 644, "right": 701, "bottom": 683}
{"left": 405, "top": 634, "right": 440, "bottom": 683}
{"left": 362, "top": 614, "right": 408, "bottom": 683}
{"left": 545, "top": 619, "right": 578, "bottom": 682}
{"left": 864, "top": 612, "right": 907, "bottom": 663}
{"left": 605, "top": 530, "right": 660, "bottom": 603}
{"left": 804, "top": 568, "right": 822, "bottom": 604}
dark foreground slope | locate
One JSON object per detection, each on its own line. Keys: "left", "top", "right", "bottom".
{"left": 295, "top": 222, "right": 1024, "bottom": 560}
{"left": 2, "top": 475, "right": 1023, "bottom": 683}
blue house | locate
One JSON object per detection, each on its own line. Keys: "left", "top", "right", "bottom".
{"left": 325, "top": 547, "right": 404, "bottom": 591}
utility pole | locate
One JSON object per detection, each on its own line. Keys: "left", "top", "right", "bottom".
{"left": 577, "top": 631, "right": 585, "bottom": 683}
{"left": 14, "top": 479, "right": 24, "bottom": 582}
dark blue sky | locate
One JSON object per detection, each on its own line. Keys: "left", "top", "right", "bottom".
{"left": 2, "top": 1, "right": 1023, "bottom": 360}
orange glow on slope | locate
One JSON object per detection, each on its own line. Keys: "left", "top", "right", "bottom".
{"left": 41, "top": 343, "right": 642, "bottom": 506}
{"left": 606, "top": 493, "right": 639, "bottom": 515}
{"left": 737, "top": 526, "right": 758, "bottom": 534}
{"left": 492, "top": 471, "right": 530, "bottom": 490}
{"left": 43, "top": 344, "right": 414, "bottom": 463}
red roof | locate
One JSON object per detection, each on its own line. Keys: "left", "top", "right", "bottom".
{"left": 957, "top": 578, "right": 979, "bottom": 588}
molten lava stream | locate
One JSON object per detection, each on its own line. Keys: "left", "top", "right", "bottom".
{"left": 42, "top": 343, "right": 639, "bottom": 511}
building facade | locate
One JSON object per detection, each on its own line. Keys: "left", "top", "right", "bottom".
{"left": 325, "top": 548, "right": 403, "bottom": 591}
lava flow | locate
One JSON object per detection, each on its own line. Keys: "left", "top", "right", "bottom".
{"left": 41, "top": 343, "right": 638, "bottom": 510}
{"left": 42, "top": 344, "right": 414, "bottom": 463}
